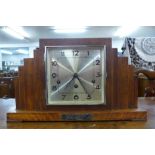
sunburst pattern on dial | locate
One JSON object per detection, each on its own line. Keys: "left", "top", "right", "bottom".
{"left": 46, "top": 46, "right": 106, "bottom": 105}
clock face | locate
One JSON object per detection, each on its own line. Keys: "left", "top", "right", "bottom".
{"left": 45, "top": 46, "right": 106, "bottom": 105}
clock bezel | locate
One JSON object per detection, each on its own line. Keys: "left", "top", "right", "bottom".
{"left": 44, "top": 45, "right": 106, "bottom": 106}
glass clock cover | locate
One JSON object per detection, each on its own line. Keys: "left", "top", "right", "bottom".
{"left": 45, "top": 46, "right": 106, "bottom": 105}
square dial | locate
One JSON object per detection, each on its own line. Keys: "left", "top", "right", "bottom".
{"left": 45, "top": 46, "right": 106, "bottom": 105}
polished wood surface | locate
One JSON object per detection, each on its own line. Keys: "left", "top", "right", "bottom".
{"left": 138, "top": 77, "right": 150, "bottom": 97}
{"left": 138, "top": 77, "right": 155, "bottom": 97}
{"left": 136, "top": 69, "right": 155, "bottom": 97}
{"left": 0, "top": 98, "right": 154, "bottom": 129}
{"left": 136, "top": 69, "right": 155, "bottom": 80}
{"left": 137, "top": 77, "right": 155, "bottom": 97}
{"left": 7, "top": 110, "right": 147, "bottom": 122}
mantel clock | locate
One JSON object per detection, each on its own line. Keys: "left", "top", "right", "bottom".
{"left": 7, "top": 38, "right": 147, "bottom": 122}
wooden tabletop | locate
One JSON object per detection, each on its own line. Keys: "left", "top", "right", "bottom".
{"left": 0, "top": 97, "right": 155, "bottom": 129}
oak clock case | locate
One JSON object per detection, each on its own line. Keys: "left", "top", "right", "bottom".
{"left": 45, "top": 46, "right": 106, "bottom": 105}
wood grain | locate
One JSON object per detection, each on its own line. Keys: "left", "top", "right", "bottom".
{"left": 34, "top": 49, "right": 46, "bottom": 110}
{"left": 18, "top": 66, "right": 26, "bottom": 110}
{"left": 111, "top": 48, "right": 118, "bottom": 109}
{"left": 117, "top": 57, "right": 129, "bottom": 109}
{"left": 0, "top": 98, "right": 152, "bottom": 129}
{"left": 7, "top": 110, "right": 147, "bottom": 122}
{"left": 24, "top": 58, "right": 35, "bottom": 110}
{"left": 128, "top": 65, "right": 138, "bottom": 108}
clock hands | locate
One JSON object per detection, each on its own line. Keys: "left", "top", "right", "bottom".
{"left": 57, "top": 73, "right": 90, "bottom": 96}
{"left": 78, "top": 77, "right": 94, "bottom": 87}
{"left": 65, "top": 75, "right": 75, "bottom": 88}
{"left": 77, "top": 77, "right": 89, "bottom": 95}
{"left": 73, "top": 73, "right": 90, "bottom": 96}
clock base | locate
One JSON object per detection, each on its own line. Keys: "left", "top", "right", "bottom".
{"left": 7, "top": 109, "right": 147, "bottom": 122}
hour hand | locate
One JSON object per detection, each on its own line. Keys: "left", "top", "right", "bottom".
{"left": 75, "top": 74, "right": 89, "bottom": 95}
{"left": 65, "top": 73, "right": 78, "bottom": 88}
{"left": 65, "top": 75, "right": 75, "bottom": 88}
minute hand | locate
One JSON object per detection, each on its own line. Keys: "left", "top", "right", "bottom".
{"left": 76, "top": 76, "right": 89, "bottom": 95}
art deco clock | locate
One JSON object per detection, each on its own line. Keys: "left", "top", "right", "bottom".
{"left": 7, "top": 38, "right": 147, "bottom": 122}
{"left": 45, "top": 46, "right": 106, "bottom": 105}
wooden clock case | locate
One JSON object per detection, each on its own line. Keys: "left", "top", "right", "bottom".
{"left": 7, "top": 38, "right": 147, "bottom": 122}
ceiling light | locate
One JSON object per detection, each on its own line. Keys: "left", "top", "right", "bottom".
{"left": 1, "top": 26, "right": 30, "bottom": 40}
{"left": 1, "top": 50, "right": 12, "bottom": 55}
{"left": 16, "top": 49, "right": 28, "bottom": 54}
{"left": 53, "top": 26, "right": 87, "bottom": 33}
{"left": 10, "top": 26, "right": 30, "bottom": 38}
{"left": 114, "top": 26, "right": 139, "bottom": 38}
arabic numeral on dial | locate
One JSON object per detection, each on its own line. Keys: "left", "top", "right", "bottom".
{"left": 62, "top": 94, "right": 66, "bottom": 100}
{"left": 52, "top": 85, "right": 57, "bottom": 91}
{"left": 73, "top": 50, "right": 79, "bottom": 56}
{"left": 74, "top": 95, "right": 79, "bottom": 100}
{"left": 96, "top": 59, "right": 100, "bottom": 65}
{"left": 52, "top": 73, "right": 57, "bottom": 78}
{"left": 57, "top": 80, "right": 61, "bottom": 84}
{"left": 87, "top": 94, "right": 91, "bottom": 99}
{"left": 51, "top": 61, "right": 57, "bottom": 66}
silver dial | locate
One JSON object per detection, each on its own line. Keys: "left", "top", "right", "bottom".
{"left": 46, "top": 46, "right": 106, "bottom": 105}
